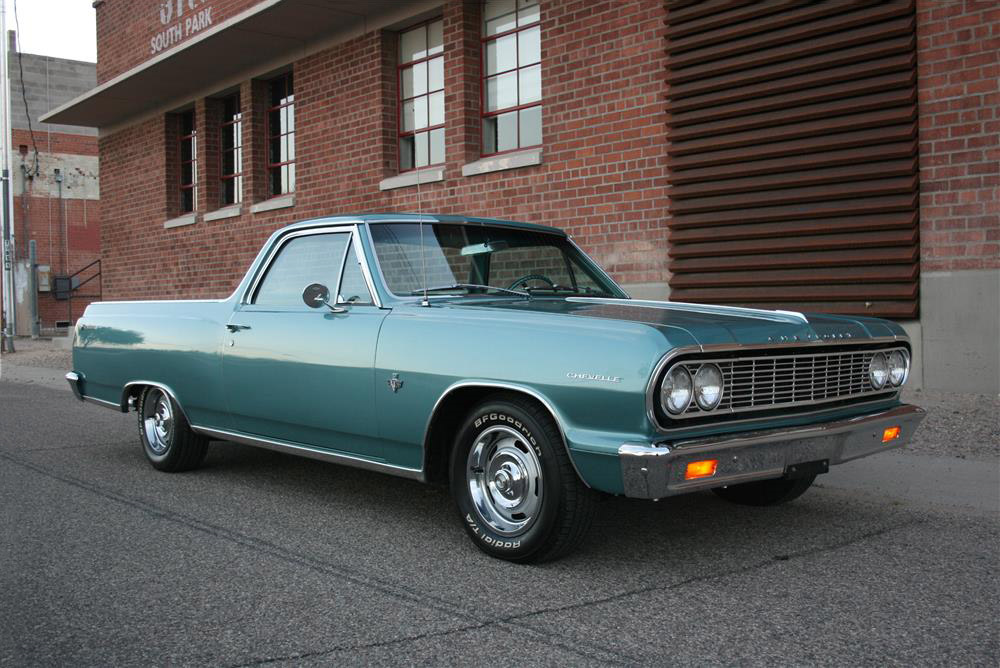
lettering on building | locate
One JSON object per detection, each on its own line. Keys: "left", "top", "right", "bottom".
{"left": 151, "top": 0, "right": 213, "bottom": 55}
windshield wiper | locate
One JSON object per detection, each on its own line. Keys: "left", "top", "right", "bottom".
{"left": 410, "top": 283, "right": 530, "bottom": 298}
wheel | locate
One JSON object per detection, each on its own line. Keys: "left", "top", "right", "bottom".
{"left": 137, "top": 386, "right": 208, "bottom": 472}
{"left": 712, "top": 474, "right": 816, "bottom": 506}
{"left": 449, "top": 393, "right": 595, "bottom": 563}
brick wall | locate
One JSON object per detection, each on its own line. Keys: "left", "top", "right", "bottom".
{"left": 98, "top": 0, "right": 670, "bottom": 300}
{"left": 916, "top": 0, "right": 1000, "bottom": 272}
{"left": 95, "top": 0, "right": 262, "bottom": 84}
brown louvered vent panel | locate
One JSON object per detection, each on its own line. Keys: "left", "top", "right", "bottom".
{"left": 665, "top": 0, "right": 919, "bottom": 318}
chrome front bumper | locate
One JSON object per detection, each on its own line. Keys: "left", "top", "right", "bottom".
{"left": 619, "top": 404, "right": 925, "bottom": 499}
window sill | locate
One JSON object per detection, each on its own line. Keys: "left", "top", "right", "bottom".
{"left": 461, "top": 148, "right": 542, "bottom": 177}
{"left": 163, "top": 213, "right": 197, "bottom": 229}
{"left": 250, "top": 194, "right": 295, "bottom": 214}
{"left": 379, "top": 167, "right": 445, "bottom": 191}
{"left": 204, "top": 204, "right": 242, "bottom": 221}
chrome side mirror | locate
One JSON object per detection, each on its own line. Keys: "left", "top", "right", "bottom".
{"left": 302, "top": 283, "right": 346, "bottom": 313}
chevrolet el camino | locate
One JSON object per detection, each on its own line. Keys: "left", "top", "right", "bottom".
{"left": 67, "top": 215, "right": 925, "bottom": 562}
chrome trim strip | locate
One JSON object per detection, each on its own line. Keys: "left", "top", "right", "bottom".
{"left": 65, "top": 372, "right": 83, "bottom": 401}
{"left": 82, "top": 395, "right": 125, "bottom": 411}
{"left": 619, "top": 404, "right": 926, "bottom": 498}
{"left": 351, "top": 228, "right": 383, "bottom": 308}
{"left": 645, "top": 337, "right": 909, "bottom": 434}
{"left": 424, "top": 380, "right": 590, "bottom": 488}
{"left": 191, "top": 425, "right": 425, "bottom": 481}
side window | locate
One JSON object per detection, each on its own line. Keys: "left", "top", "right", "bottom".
{"left": 338, "top": 242, "right": 373, "bottom": 305}
{"left": 254, "top": 233, "right": 349, "bottom": 307}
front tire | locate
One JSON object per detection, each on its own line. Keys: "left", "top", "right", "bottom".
{"left": 449, "top": 394, "right": 595, "bottom": 563}
{"left": 137, "top": 387, "right": 208, "bottom": 472}
{"left": 712, "top": 474, "right": 816, "bottom": 506}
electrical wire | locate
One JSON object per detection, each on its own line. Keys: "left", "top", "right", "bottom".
{"left": 12, "top": 0, "right": 39, "bottom": 176}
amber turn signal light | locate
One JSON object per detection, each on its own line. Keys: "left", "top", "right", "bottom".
{"left": 882, "top": 426, "right": 901, "bottom": 443}
{"left": 685, "top": 459, "right": 718, "bottom": 480}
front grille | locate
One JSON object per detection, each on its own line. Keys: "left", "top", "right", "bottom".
{"left": 670, "top": 346, "right": 907, "bottom": 419}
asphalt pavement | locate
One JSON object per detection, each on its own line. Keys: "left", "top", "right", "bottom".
{"left": 1, "top": 358, "right": 997, "bottom": 666}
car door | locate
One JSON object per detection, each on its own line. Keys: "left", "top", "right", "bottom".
{"left": 221, "top": 227, "right": 388, "bottom": 458}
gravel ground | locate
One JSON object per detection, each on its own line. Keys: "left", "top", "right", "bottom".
{"left": 3, "top": 338, "right": 996, "bottom": 462}
{"left": 0, "top": 337, "right": 72, "bottom": 370}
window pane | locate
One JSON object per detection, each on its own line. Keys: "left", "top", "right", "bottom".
{"left": 399, "top": 136, "right": 415, "bottom": 171}
{"left": 412, "top": 61, "right": 427, "bottom": 97}
{"left": 181, "top": 189, "right": 193, "bottom": 213}
{"left": 181, "top": 161, "right": 193, "bottom": 185}
{"left": 255, "top": 233, "right": 349, "bottom": 307}
{"left": 429, "top": 127, "right": 445, "bottom": 165}
{"left": 400, "top": 24, "right": 426, "bottom": 63}
{"left": 483, "top": 110, "right": 518, "bottom": 154}
{"left": 269, "top": 108, "right": 282, "bottom": 136}
{"left": 427, "top": 20, "right": 443, "bottom": 55}
{"left": 484, "top": 0, "right": 516, "bottom": 21}
{"left": 428, "top": 91, "right": 444, "bottom": 126}
{"left": 286, "top": 134, "right": 296, "bottom": 162}
{"left": 180, "top": 111, "right": 194, "bottom": 135}
{"left": 402, "top": 97, "right": 428, "bottom": 131}
{"left": 519, "top": 106, "right": 541, "bottom": 147}
{"left": 286, "top": 163, "right": 295, "bottom": 193}
{"left": 485, "top": 71, "right": 517, "bottom": 112}
{"left": 414, "top": 131, "right": 429, "bottom": 168}
{"left": 401, "top": 65, "right": 415, "bottom": 99}
{"left": 428, "top": 56, "right": 444, "bottom": 92}
{"left": 518, "top": 0, "right": 540, "bottom": 26}
{"left": 485, "top": 33, "right": 517, "bottom": 74}
{"left": 221, "top": 147, "right": 235, "bottom": 175}
{"left": 269, "top": 167, "right": 281, "bottom": 196}
{"left": 269, "top": 136, "right": 282, "bottom": 164}
{"left": 339, "top": 243, "right": 373, "bottom": 306}
{"left": 519, "top": 64, "right": 541, "bottom": 104}
{"left": 518, "top": 25, "right": 540, "bottom": 65}
{"left": 284, "top": 105, "right": 295, "bottom": 133}
{"left": 180, "top": 138, "right": 192, "bottom": 162}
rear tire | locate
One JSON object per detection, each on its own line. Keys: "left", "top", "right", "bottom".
{"left": 712, "top": 474, "right": 816, "bottom": 506}
{"left": 137, "top": 387, "right": 208, "bottom": 472}
{"left": 449, "top": 393, "right": 595, "bottom": 563}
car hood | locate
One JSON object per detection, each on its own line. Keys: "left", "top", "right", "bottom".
{"left": 455, "top": 297, "right": 904, "bottom": 346}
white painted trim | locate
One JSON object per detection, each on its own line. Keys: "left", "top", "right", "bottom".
{"left": 461, "top": 148, "right": 542, "bottom": 177}
{"left": 163, "top": 213, "right": 197, "bottom": 229}
{"left": 203, "top": 204, "right": 242, "bottom": 221}
{"left": 378, "top": 167, "right": 445, "bottom": 191}
{"left": 250, "top": 194, "right": 295, "bottom": 214}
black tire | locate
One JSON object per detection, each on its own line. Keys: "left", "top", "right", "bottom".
{"left": 137, "top": 386, "right": 208, "bottom": 472}
{"left": 449, "top": 393, "right": 596, "bottom": 563}
{"left": 712, "top": 474, "right": 816, "bottom": 506}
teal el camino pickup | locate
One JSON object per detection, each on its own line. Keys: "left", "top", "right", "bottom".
{"left": 67, "top": 214, "right": 925, "bottom": 562}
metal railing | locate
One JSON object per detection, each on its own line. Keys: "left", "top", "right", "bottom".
{"left": 55, "top": 259, "right": 102, "bottom": 325}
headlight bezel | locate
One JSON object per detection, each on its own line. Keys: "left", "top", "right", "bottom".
{"left": 693, "top": 363, "right": 724, "bottom": 411}
{"left": 869, "top": 351, "right": 889, "bottom": 390}
{"left": 887, "top": 349, "right": 910, "bottom": 387}
{"left": 660, "top": 365, "right": 693, "bottom": 415}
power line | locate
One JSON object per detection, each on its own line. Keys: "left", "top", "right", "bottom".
{"left": 11, "top": 0, "right": 38, "bottom": 177}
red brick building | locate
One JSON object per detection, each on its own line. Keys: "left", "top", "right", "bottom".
{"left": 44, "top": 0, "right": 999, "bottom": 392}
{"left": 7, "top": 36, "right": 101, "bottom": 333}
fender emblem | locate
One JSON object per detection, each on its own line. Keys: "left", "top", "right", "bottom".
{"left": 387, "top": 373, "right": 404, "bottom": 393}
{"left": 566, "top": 372, "right": 622, "bottom": 383}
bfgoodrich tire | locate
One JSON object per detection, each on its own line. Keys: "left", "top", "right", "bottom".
{"left": 712, "top": 474, "right": 816, "bottom": 506}
{"left": 137, "top": 386, "right": 208, "bottom": 472}
{"left": 449, "top": 393, "right": 595, "bottom": 563}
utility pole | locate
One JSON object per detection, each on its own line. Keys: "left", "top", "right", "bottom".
{"left": 0, "top": 0, "right": 14, "bottom": 352}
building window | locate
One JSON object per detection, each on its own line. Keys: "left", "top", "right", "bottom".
{"left": 398, "top": 19, "right": 444, "bottom": 171}
{"left": 178, "top": 110, "right": 197, "bottom": 212}
{"left": 267, "top": 73, "right": 295, "bottom": 197}
{"left": 482, "top": 0, "right": 541, "bottom": 156}
{"left": 220, "top": 93, "right": 243, "bottom": 206}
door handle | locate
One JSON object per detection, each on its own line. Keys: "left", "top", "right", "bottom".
{"left": 226, "top": 324, "right": 251, "bottom": 332}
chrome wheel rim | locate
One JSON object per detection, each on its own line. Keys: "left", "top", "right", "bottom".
{"left": 467, "top": 425, "right": 543, "bottom": 537}
{"left": 143, "top": 391, "right": 173, "bottom": 455}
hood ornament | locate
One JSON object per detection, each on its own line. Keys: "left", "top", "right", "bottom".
{"left": 387, "top": 373, "right": 404, "bottom": 393}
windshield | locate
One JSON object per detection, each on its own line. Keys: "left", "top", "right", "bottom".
{"left": 369, "top": 223, "right": 622, "bottom": 299}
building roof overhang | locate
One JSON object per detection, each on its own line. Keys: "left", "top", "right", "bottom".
{"left": 41, "top": 0, "right": 410, "bottom": 129}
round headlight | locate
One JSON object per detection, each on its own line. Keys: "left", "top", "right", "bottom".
{"left": 694, "top": 363, "right": 724, "bottom": 411}
{"left": 888, "top": 349, "right": 909, "bottom": 387}
{"left": 660, "top": 366, "right": 692, "bottom": 415}
{"left": 869, "top": 352, "right": 889, "bottom": 389}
